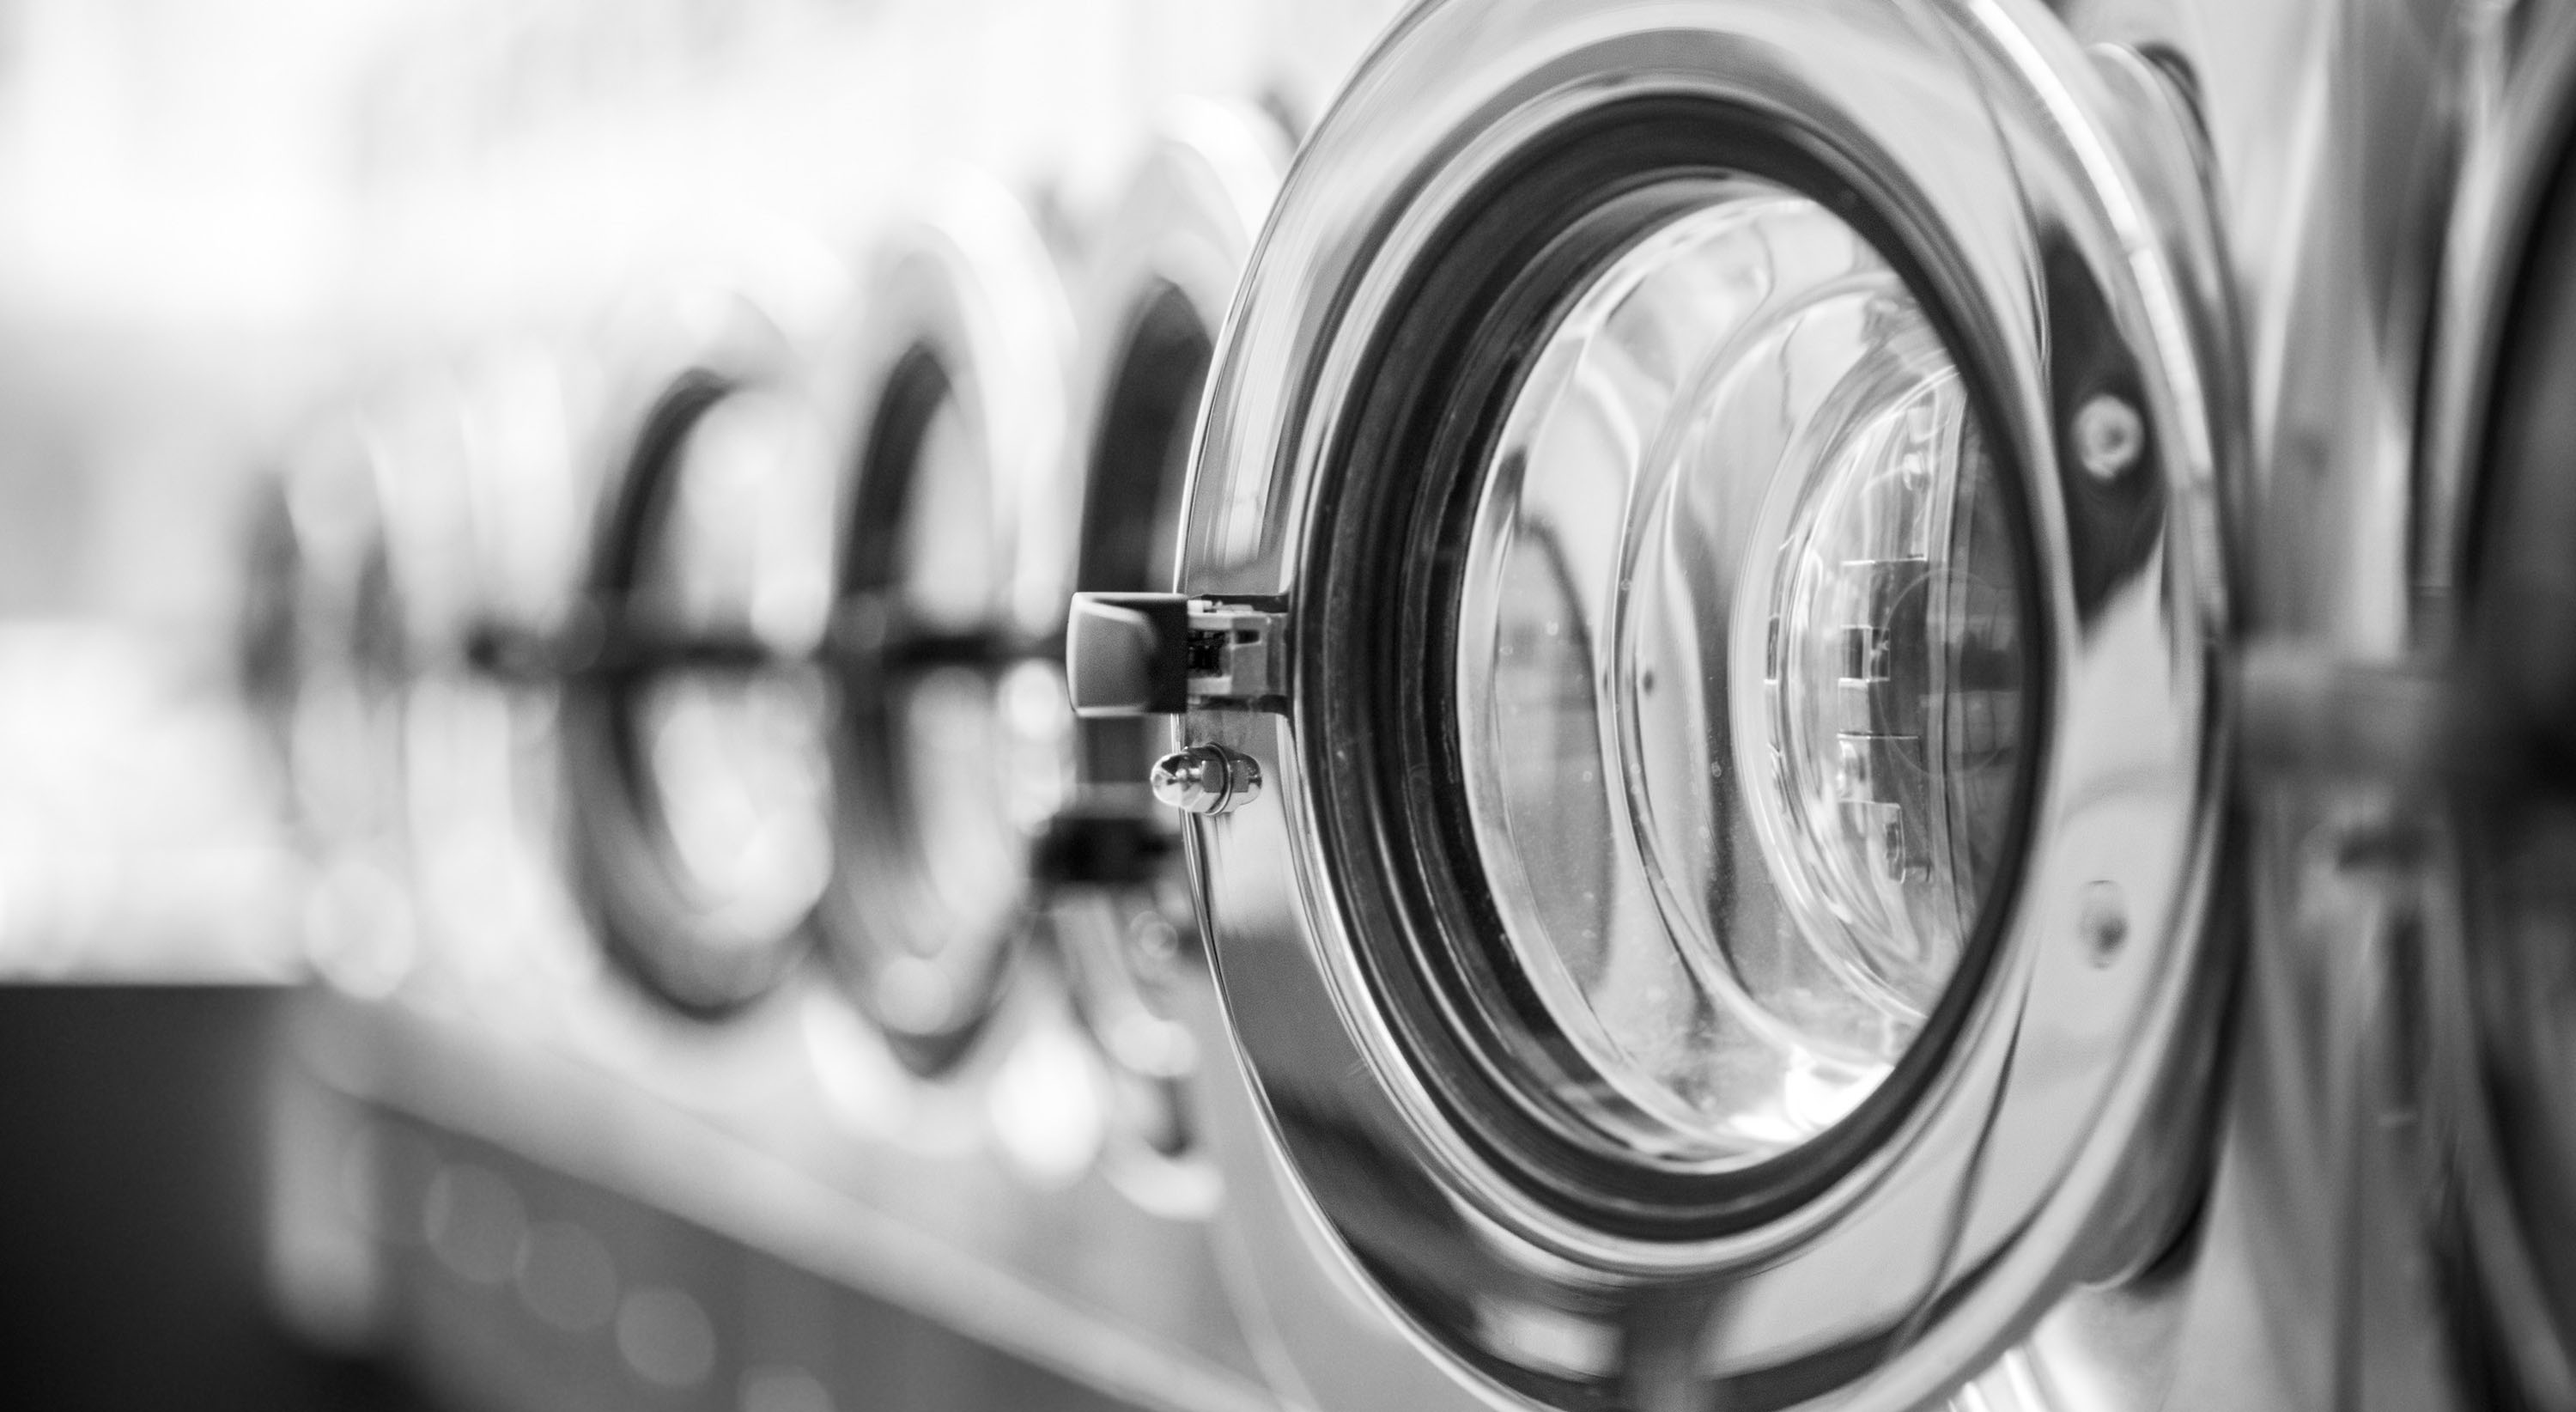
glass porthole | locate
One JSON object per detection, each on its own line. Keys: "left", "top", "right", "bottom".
{"left": 623, "top": 389, "right": 835, "bottom": 951}
{"left": 1451, "top": 182, "right": 2033, "bottom": 1167}
{"left": 1145, "top": 5, "right": 2233, "bottom": 1409}
{"left": 817, "top": 192, "right": 1075, "bottom": 1075}
{"left": 566, "top": 367, "right": 835, "bottom": 1017}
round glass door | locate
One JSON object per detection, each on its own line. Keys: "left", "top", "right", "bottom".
{"left": 566, "top": 371, "right": 835, "bottom": 1016}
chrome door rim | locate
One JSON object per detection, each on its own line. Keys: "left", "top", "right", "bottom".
{"left": 1176, "top": 1, "right": 2237, "bottom": 1407}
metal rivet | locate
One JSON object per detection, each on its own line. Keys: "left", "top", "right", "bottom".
{"left": 1151, "top": 745, "right": 1262, "bottom": 815}
{"left": 2073, "top": 393, "right": 2145, "bottom": 481}
{"left": 2079, "top": 880, "right": 2129, "bottom": 964}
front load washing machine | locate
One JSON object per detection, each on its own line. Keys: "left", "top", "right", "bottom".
{"left": 1060, "top": 0, "right": 2393, "bottom": 1408}
{"left": 556, "top": 284, "right": 844, "bottom": 1019}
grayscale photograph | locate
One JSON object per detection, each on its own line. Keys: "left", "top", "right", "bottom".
{"left": 0, "top": 0, "right": 2558, "bottom": 1409}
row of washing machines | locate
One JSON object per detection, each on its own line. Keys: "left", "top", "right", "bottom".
{"left": 245, "top": 1, "right": 2576, "bottom": 1410}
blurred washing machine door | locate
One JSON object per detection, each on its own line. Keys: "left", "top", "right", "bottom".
{"left": 558, "top": 289, "right": 841, "bottom": 1019}
{"left": 815, "top": 178, "right": 1077, "bottom": 1077}
{"left": 447, "top": 340, "right": 603, "bottom": 674}
{"left": 401, "top": 341, "right": 605, "bottom": 1001}
{"left": 273, "top": 414, "right": 410, "bottom": 850}
{"left": 1068, "top": 2, "right": 2248, "bottom": 1409}
{"left": 254, "top": 410, "right": 421, "bottom": 997}
{"left": 1047, "top": 101, "right": 1291, "bottom": 1220}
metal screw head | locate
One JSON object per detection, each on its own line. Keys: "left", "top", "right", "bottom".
{"left": 2073, "top": 393, "right": 2145, "bottom": 481}
{"left": 2079, "top": 879, "right": 2129, "bottom": 964}
{"left": 1151, "top": 744, "right": 1262, "bottom": 815}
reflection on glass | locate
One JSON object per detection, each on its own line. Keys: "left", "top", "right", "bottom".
{"left": 1453, "top": 183, "right": 2032, "bottom": 1166}
{"left": 629, "top": 390, "right": 834, "bottom": 940}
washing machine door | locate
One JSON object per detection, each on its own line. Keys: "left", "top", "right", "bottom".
{"left": 816, "top": 180, "right": 1077, "bottom": 1076}
{"left": 276, "top": 417, "right": 411, "bottom": 849}
{"left": 258, "top": 412, "right": 419, "bottom": 999}
{"left": 389, "top": 344, "right": 605, "bottom": 999}
{"left": 559, "top": 296, "right": 838, "bottom": 1019}
{"left": 1073, "top": 2, "right": 2241, "bottom": 1408}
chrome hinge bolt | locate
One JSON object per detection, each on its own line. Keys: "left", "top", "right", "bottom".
{"left": 1151, "top": 745, "right": 1263, "bottom": 815}
{"left": 2074, "top": 393, "right": 2145, "bottom": 481}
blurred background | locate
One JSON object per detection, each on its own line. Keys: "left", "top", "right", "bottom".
{"left": 0, "top": 2, "right": 1395, "bottom": 1406}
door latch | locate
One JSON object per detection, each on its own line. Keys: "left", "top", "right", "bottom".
{"left": 1066, "top": 593, "right": 1288, "bottom": 716}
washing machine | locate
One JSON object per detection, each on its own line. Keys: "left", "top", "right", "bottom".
{"left": 1062, "top": 0, "right": 2508, "bottom": 1407}
{"left": 551, "top": 277, "right": 843, "bottom": 1019}
{"left": 275, "top": 179, "right": 1293, "bottom": 1412}
{"left": 810, "top": 174, "right": 1080, "bottom": 1078}
{"left": 247, "top": 402, "right": 422, "bottom": 997}
{"left": 395, "top": 340, "right": 609, "bottom": 1015}
{"left": 241, "top": 0, "right": 2576, "bottom": 1406}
